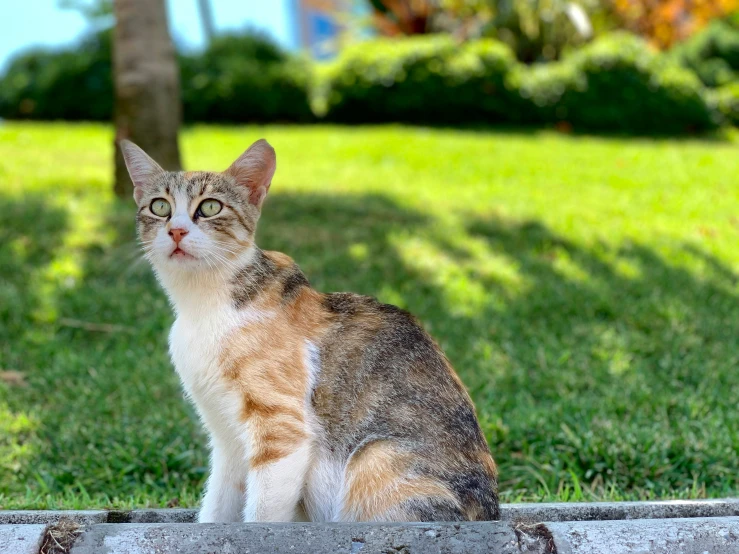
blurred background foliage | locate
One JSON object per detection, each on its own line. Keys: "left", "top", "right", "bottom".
{"left": 368, "top": 0, "right": 606, "bottom": 62}
{"left": 322, "top": 31, "right": 717, "bottom": 132}
{"left": 179, "top": 32, "right": 314, "bottom": 123}
{"left": 0, "top": 1, "right": 737, "bottom": 133}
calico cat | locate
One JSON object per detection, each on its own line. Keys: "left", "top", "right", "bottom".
{"left": 120, "top": 138, "right": 499, "bottom": 523}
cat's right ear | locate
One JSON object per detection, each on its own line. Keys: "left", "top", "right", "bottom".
{"left": 119, "top": 140, "right": 165, "bottom": 203}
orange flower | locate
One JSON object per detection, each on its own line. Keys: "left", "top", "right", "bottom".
{"left": 611, "top": 0, "right": 739, "bottom": 48}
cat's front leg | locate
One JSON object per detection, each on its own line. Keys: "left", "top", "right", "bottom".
{"left": 243, "top": 439, "right": 312, "bottom": 522}
{"left": 199, "top": 440, "right": 247, "bottom": 523}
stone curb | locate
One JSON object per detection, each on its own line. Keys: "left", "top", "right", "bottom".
{"left": 8, "top": 517, "right": 730, "bottom": 554}
{"left": 0, "top": 510, "right": 109, "bottom": 525}
{"left": 546, "top": 517, "right": 739, "bottom": 554}
{"left": 501, "top": 498, "right": 739, "bottom": 523}
{"left": 68, "top": 522, "right": 522, "bottom": 554}
{"left": 0, "top": 524, "right": 46, "bottom": 554}
{"left": 3, "top": 498, "right": 738, "bottom": 525}
{"left": 2, "top": 501, "right": 739, "bottom": 554}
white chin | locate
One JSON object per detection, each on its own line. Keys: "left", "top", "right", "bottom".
{"left": 155, "top": 252, "right": 201, "bottom": 270}
{"left": 169, "top": 255, "right": 199, "bottom": 265}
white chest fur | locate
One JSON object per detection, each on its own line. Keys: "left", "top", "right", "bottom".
{"left": 157, "top": 266, "right": 336, "bottom": 522}
{"left": 168, "top": 303, "right": 268, "bottom": 444}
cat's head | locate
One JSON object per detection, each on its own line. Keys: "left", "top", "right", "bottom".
{"left": 120, "top": 139, "right": 275, "bottom": 275}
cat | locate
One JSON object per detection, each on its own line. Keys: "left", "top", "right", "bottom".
{"left": 120, "top": 138, "right": 499, "bottom": 523}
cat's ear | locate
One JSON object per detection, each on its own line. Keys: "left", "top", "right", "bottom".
{"left": 224, "top": 139, "right": 276, "bottom": 209}
{"left": 119, "top": 140, "right": 165, "bottom": 203}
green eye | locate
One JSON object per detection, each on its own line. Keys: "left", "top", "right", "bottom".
{"left": 150, "top": 198, "right": 171, "bottom": 217}
{"left": 198, "top": 199, "right": 222, "bottom": 218}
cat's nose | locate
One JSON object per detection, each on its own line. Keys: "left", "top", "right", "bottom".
{"left": 169, "top": 228, "right": 189, "bottom": 244}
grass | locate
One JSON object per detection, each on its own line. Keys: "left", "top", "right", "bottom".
{"left": 1, "top": 122, "right": 739, "bottom": 510}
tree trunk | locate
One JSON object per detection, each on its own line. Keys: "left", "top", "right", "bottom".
{"left": 113, "top": 0, "right": 181, "bottom": 198}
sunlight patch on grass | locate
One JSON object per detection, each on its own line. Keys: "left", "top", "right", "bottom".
{"left": 347, "top": 243, "right": 369, "bottom": 262}
{"left": 551, "top": 250, "right": 591, "bottom": 283}
{"left": 0, "top": 403, "right": 39, "bottom": 477}
{"left": 28, "top": 198, "right": 108, "bottom": 325}
{"left": 392, "top": 234, "right": 492, "bottom": 317}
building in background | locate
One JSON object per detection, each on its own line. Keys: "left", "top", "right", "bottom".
{"left": 290, "top": 0, "right": 369, "bottom": 59}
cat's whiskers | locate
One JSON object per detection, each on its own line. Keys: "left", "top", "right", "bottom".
{"left": 207, "top": 248, "right": 266, "bottom": 304}
{"left": 199, "top": 244, "right": 234, "bottom": 272}
{"left": 207, "top": 244, "right": 240, "bottom": 267}
{"left": 204, "top": 251, "right": 233, "bottom": 284}
{"left": 201, "top": 249, "right": 217, "bottom": 275}
{"left": 211, "top": 242, "right": 244, "bottom": 259}
{"left": 206, "top": 250, "right": 244, "bottom": 289}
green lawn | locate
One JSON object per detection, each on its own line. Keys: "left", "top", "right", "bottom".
{"left": 1, "top": 122, "right": 739, "bottom": 509}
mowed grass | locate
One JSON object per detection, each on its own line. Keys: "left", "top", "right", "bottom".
{"left": 1, "top": 122, "right": 739, "bottom": 509}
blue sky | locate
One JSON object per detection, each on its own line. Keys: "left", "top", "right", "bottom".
{"left": 0, "top": 0, "right": 294, "bottom": 72}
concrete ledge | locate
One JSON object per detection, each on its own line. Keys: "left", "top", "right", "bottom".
{"left": 106, "top": 508, "right": 196, "bottom": 523}
{"left": 69, "top": 522, "right": 523, "bottom": 554}
{"left": 547, "top": 517, "right": 739, "bottom": 554}
{"left": 2, "top": 512, "right": 739, "bottom": 553}
{"left": 4, "top": 501, "right": 739, "bottom": 553}
{"left": 4, "top": 498, "right": 738, "bottom": 525}
{"left": 0, "top": 524, "right": 46, "bottom": 554}
{"left": 499, "top": 498, "right": 739, "bottom": 523}
{"left": 0, "top": 510, "right": 107, "bottom": 525}
{"left": 59, "top": 517, "right": 739, "bottom": 554}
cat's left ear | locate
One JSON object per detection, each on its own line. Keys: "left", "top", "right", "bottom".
{"left": 224, "top": 139, "right": 276, "bottom": 209}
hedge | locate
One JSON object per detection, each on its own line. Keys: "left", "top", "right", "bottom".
{"left": 712, "top": 82, "right": 739, "bottom": 126}
{"left": 0, "top": 29, "right": 733, "bottom": 132}
{"left": 516, "top": 33, "right": 718, "bottom": 132}
{"left": 180, "top": 33, "right": 314, "bottom": 123}
{"left": 324, "top": 33, "right": 720, "bottom": 132}
{"left": 0, "top": 32, "right": 113, "bottom": 121}
{"left": 671, "top": 17, "right": 739, "bottom": 88}
{"left": 323, "top": 35, "right": 523, "bottom": 124}
{"left": 0, "top": 31, "right": 313, "bottom": 123}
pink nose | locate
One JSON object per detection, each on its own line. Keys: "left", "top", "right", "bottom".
{"left": 169, "top": 228, "right": 188, "bottom": 244}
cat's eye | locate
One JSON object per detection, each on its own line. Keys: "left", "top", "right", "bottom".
{"left": 198, "top": 199, "right": 222, "bottom": 218}
{"left": 150, "top": 198, "right": 171, "bottom": 217}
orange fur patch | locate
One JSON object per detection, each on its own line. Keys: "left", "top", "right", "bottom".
{"left": 343, "top": 441, "right": 459, "bottom": 521}
{"left": 219, "top": 269, "right": 330, "bottom": 470}
{"left": 480, "top": 451, "right": 498, "bottom": 479}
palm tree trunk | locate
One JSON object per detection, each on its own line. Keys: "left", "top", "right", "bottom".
{"left": 113, "top": 0, "right": 181, "bottom": 198}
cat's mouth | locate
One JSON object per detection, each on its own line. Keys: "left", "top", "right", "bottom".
{"left": 170, "top": 246, "right": 196, "bottom": 260}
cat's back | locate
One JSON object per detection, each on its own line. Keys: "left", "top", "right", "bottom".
{"left": 310, "top": 292, "right": 499, "bottom": 521}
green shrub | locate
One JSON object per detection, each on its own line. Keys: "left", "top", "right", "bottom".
{"left": 0, "top": 31, "right": 113, "bottom": 120}
{"left": 518, "top": 33, "right": 718, "bottom": 132}
{"left": 712, "top": 82, "right": 739, "bottom": 126}
{"left": 180, "top": 32, "right": 314, "bottom": 123}
{"left": 325, "top": 32, "right": 717, "bottom": 133}
{"left": 0, "top": 28, "right": 724, "bottom": 133}
{"left": 323, "top": 35, "right": 523, "bottom": 124}
{"left": 0, "top": 30, "right": 313, "bottom": 123}
{"left": 671, "top": 18, "right": 739, "bottom": 88}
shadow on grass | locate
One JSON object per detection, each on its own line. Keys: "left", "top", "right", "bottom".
{"left": 0, "top": 195, "right": 69, "bottom": 500}
{"left": 0, "top": 195, "right": 69, "bottom": 350}
{"left": 2, "top": 190, "right": 738, "bottom": 506}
